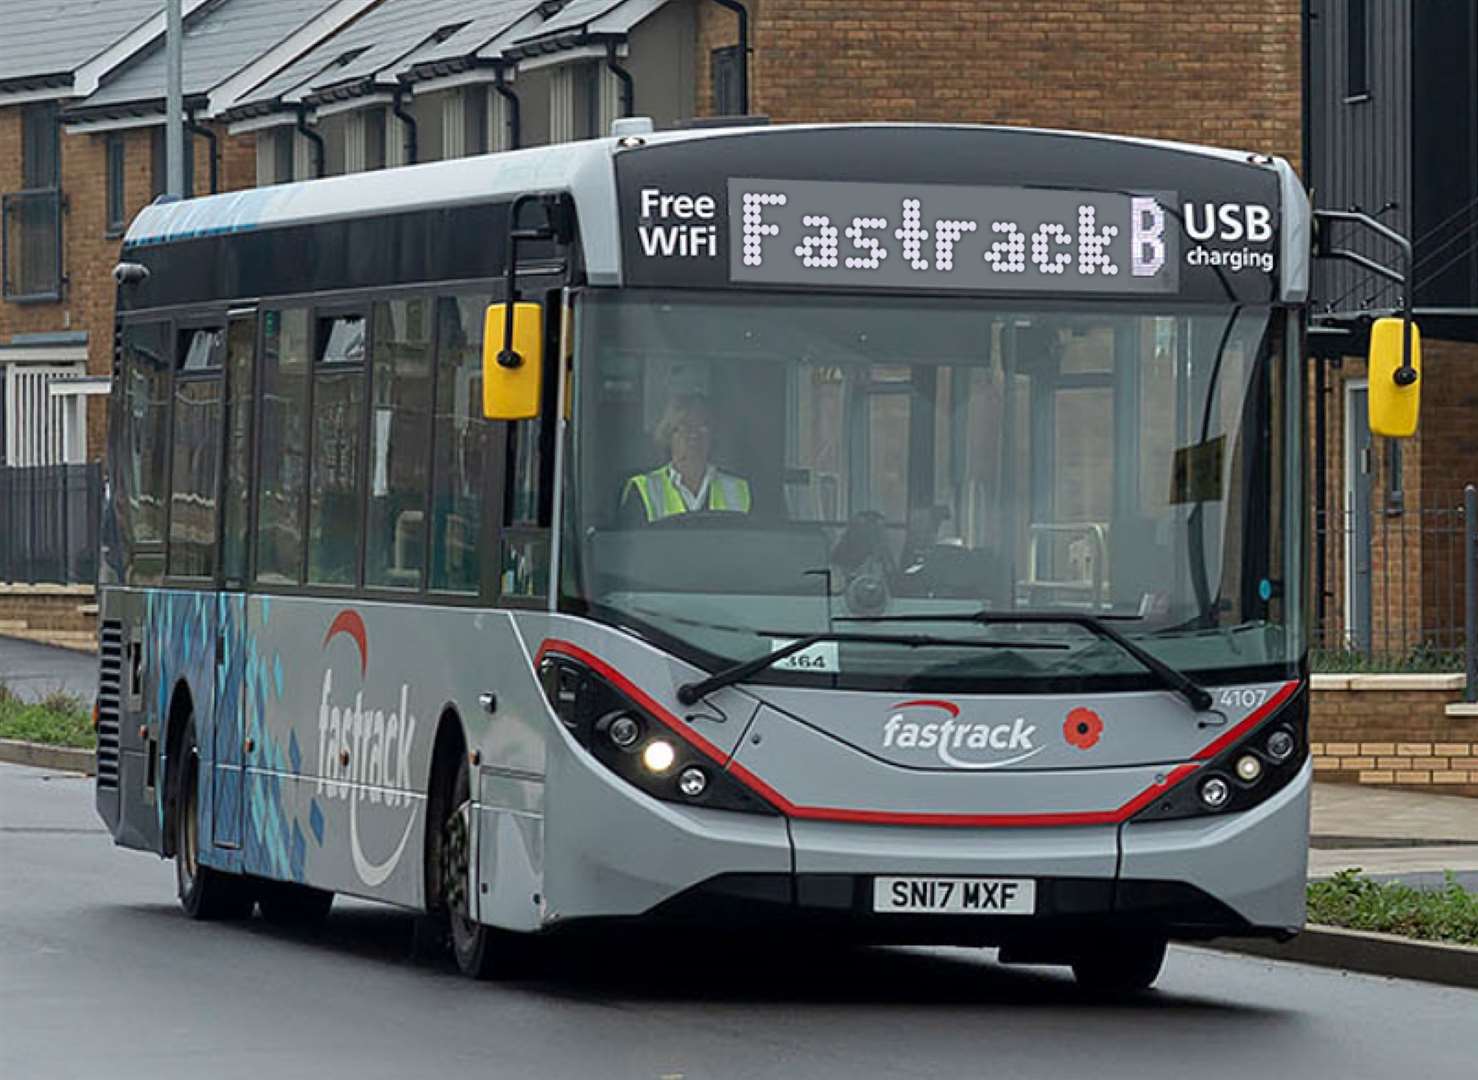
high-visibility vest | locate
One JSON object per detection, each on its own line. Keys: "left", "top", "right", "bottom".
{"left": 624, "top": 467, "right": 752, "bottom": 522}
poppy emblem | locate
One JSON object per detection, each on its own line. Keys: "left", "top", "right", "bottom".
{"left": 1064, "top": 707, "right": 1104, "bottom": 750}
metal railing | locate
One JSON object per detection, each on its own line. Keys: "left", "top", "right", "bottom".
{"left": 1, "top": 186, "right": 63, "bottom": 301}
{"left": 1313, "top": 489, "right": 1476, "bottom": 678}
{"left": 0, "top": 463, "right": 101, "bottom": 585}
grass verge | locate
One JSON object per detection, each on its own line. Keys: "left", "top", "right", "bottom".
{"left": 1308, "top": 869, "right": 1478, "bottom": 946}
{"left": 0, "top": 683, "right": 95, "bottom": 749}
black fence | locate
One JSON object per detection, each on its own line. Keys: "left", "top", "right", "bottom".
{"left": 1312, "top": 484, "right": 1477, "bottom": 692}
{"left": 0, "top": 463, "right": 102, "bottom": 586}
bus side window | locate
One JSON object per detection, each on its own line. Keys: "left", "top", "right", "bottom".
{"left": 430, "top": 295, "right": 493, "bottom": 594}
{"left": 166, "top": 326, "right": 224, "bottom": 579}
{"left": 220, "top": 314, "right": 255, "bottom": 586}
{"left": 255, "top": 308, "right": 310, "bottom": 585}
{"left": 306, "top": 312, "right": 366, "bottom": 587}
{"left": 119, "top": 320, "right": 169, "bottom": 584}
{"left": 365, "top": 298, "right": 432, "bottom": 590}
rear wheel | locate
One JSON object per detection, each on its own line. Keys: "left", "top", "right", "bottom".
{"left": 258, "top": 880, "right": 334, "bottom": 927}
{"left": 1070, "top": 935, "right": 1167, "bottom": 995}
{"left": 439, "top": 758, "right": 532, "bottom": 979}
{"left": 174, "top": 717, "right": 253, "bottom": 920}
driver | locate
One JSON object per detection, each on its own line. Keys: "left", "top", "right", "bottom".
{"left": 621, "top": 393, "right": 752, "bottom": 523}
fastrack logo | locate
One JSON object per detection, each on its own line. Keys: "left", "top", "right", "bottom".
{"left": 317, "top": 610, "right": 418, "bottom": 887}
{"left": 882, "top": 700, "right": 1043, "bottom": 770}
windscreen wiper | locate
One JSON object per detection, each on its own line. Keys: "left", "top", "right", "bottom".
{"left": 675, "top": 632, "right": 1067, "bottom": 706}
{"left": 836, "top": 611, "right": 1214, "bottom": 712}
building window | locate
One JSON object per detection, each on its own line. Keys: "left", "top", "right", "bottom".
{"left": 712, "top": 45, "right": 744, "bottom": 115}
{"left": 1346, "top": 0, "right": 1369, "bottom": 100}
{"left": 464, "top": 87, "right": 488, "bottom": 156}
{"left": 364, "top": 107, "right": 386, "bottom": 170}
{"left": 106, "top": 134, "right": 127, "bottom": 236}
{"left": 3, "top": 102, "right": 63, "bottom": 299}
{"left": 22, "top": 102, "right": 60, "bottom": 188}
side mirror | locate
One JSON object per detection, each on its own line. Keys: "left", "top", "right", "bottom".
{"left": 1367, "top": 316, "right": 1421, "bottom": 438}
{"left": 482, "top": 301, "right": 544, "bottom": 420}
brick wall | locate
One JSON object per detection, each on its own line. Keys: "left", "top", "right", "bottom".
{"left": 1311, "top": 676, "right": 1478, "bottom": 796}
{"left": 695, "top": 0, "right": 1302, "bottom": 169}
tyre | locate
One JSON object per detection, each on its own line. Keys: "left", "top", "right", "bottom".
{"left": 1070, "top": 935, "right": 1168, "bottom": 995}
{"left": 174, "top": 717, "right": 254, "bottom": 920}
{"left": 258, "top": 880, "right": 334, "bottom": 927}
{"left": 437, "top": 758, "right": 532, "bottom": 979}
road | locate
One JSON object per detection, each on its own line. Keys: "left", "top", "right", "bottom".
{"left": 0, "top": 635, "right": 96, "bottom": 703}
{"left": 3, "top": 761, "right": 1475, "bottom": 1080}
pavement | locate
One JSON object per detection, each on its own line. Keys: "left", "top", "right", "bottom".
{"left": 2, "top": 761, "right": 1475, "bottom": 1080}
{"left": 1309, "top": 784, "right": 1478, "bottom": 890}
{"left": 0, "top": 633, "right": 97, "bottom": 703}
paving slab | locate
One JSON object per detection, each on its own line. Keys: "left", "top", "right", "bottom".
{"left": 1310, "top": 783, "right": 1478, "bottom": 845}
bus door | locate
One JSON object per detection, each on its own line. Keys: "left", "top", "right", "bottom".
{"left": 211, "top": 311, "right": 256, "bottom": 849}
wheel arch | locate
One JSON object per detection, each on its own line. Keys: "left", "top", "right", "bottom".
{"left": 423, "top": 706, "right": 469, "bottom": 912}
{"left": 161, "top": 676, "right": 196, "bottom": 858}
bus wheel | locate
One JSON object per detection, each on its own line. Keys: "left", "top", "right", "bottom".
{"left": 174, "top": 718, "right": 253, "bottom": 920}
{"left": 258, "top": 881, "right": 334, "bottom": 927}
{"left": 439, "top": 760, "right": 529, "bottom": 979}
{"left": 1069, "top": 935, "right": 1167, "bottom": 995}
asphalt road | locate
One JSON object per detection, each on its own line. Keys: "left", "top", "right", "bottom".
{"left": 3, "top": 761, "right": 1476, "bottom": 1080}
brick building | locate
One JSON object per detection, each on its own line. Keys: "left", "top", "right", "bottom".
{"left": 1306, "top": 0, "right": 1478, "bottom": 662}
{"left": 3, "top": 0, "right": 1311, "bottom": 471}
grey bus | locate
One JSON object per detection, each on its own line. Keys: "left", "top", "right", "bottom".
{"left": 95, "top": 121, "right": 1423, "bottom": 992}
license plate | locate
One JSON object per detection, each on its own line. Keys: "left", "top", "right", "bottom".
{"left": 872, "top": 876, "right": 1036, "bottom": 915}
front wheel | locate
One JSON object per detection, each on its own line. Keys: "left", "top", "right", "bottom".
{"left": 1070, "top": 936, "right": 1168, "bottom": 995}
{"left": 174, "top": 718, "right": 254, "bottom": 920}
{"left": 439, "top": 758, "right": 533, "bottom": 979}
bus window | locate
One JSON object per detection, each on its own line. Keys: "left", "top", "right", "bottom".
{"left": 167, "top": 328, "right": 224, "bottom": 578}
{"left": 366, "top": 298, "right": 432, "bottom": 590}
{"left": 306, "top": 313, "right": 366, "bottom": 586}
{"left": 255, "top": 308, "right": 310, "bottom": 585}
{"left": 220, "top": 315, "right": 255, "bottom": 586}
{"left": 120, "top": 320, "right": 169, "bottom": 583}
{"left": 430, "top": 295, "right": 491, "bottom": 594}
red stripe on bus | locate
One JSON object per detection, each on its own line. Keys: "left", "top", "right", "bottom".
{"left": 535, "top": 640, "right": 1296, "bottom": 828}
{"left": 1192, "top": 679, "right": 1302, "bottom": 761}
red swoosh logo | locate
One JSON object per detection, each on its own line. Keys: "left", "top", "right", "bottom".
{"left": 892, "top": 698, "right": 961, "bottom": 718}
{"left": 323, "top": 609, "right": 368, "bottom": 677}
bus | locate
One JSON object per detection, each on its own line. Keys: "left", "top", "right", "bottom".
{"left": 94, "top": 120, "right": 1421, "bottom": 992}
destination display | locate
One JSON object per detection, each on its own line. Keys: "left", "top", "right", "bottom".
{"left": 615, "top": 126, "right": 1283, "bottom": 303}
{"left": 727, "top": 179, "right": 1180, "bottom": 294}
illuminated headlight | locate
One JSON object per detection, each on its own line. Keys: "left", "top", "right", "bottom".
{"left": 607, "top": 713, "right": 642, "bottom": 749}
{"left": 641, "top": 740, "right": 676, "bottom": 774}
{"left": 1199, "top": 776, "right": 1231, "bottom": 809}
{"left": 678, "top": 766, "right": 708, "bottom": 798}
{"left": 1235, "top": 754, "right": 1264, "bottom": 783}
{"left": 1265, "top": 728, "right": 1296, "bottom": 762}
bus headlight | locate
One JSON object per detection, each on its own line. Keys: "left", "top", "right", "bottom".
{"left": 606, "top": 713, "right": 642, "bottom": 749}
{"left": 1265, "top": 728, "right": 1296, "bottom": 762}
{"left": 1130, "top": 686, "right": 1309, "bottom": 825}
{"left": 1199, "top": 776, "right": 1231, "bottom": 809}
{"left": 538, "top": 650, "right": 778, "bottom": 816}
{"left": 641, "top": 739, "right": 676, "bottom": 773}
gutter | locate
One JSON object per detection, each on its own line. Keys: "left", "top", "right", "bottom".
{"left": 604, "top": 40, "right": 634, "bottom": 120}
{"left": 184, "top": 111, "right": 218, "bottom": 193}
{"left": 392, "top": 86, "right": 418, "bottom": 165}
{"left": 295, "top": 106, "right": 325, "bottom": 179}
{"left": 493, "top": 66, "right": 521, "bottom": 150}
